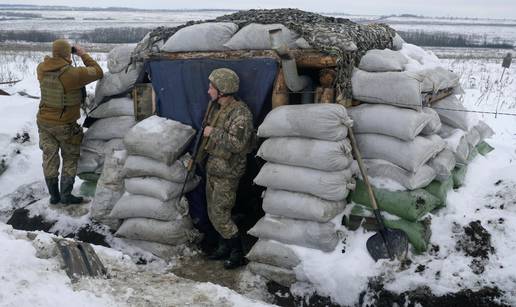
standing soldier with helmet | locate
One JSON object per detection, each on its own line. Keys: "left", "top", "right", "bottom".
{"left": 37, "top": 39, "right": 103, "bottom": 205}
{"left": 201, "top": 68, "right": 254, "bottom": 269}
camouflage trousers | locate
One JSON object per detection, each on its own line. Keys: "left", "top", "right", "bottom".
{"left": 37, "top": 122, "right": 83, "bottom": 179}
{"left": 206, "top": 174, "right": 240, "bottom": 239}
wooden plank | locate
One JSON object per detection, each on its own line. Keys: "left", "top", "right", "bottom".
{"left": 133, "top": 83, "right": 156, "bottom": 121}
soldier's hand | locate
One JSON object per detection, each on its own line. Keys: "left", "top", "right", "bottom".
{"left": 203, "top": 126, "right": 213, "bottom": 137}
{"left": 74, "top": 45, "right": 86, "bottom": 56}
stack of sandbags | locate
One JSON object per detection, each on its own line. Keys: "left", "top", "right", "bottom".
{"left": 110, "top": 115, "right": 200, "bottom": 258}
{"left": 248, "top": 104, "right": 354, "bottom": 286}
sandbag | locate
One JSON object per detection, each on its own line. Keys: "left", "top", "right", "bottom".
{"left": 476, "top": 141, "right": 494, "bottom": 156}
{"left": 262, "top": 189, "right": 346, "bottom": 222}
{"left": 90, "top": 186, "right": 123, "bottom": 229}
{"left": 424, "top": 177, "right": 453, "bottom": 207}
{"left": 224, "top": 23, "right": 302, "bottom": 50}
{"left": 442, "top": 129, "right": 469, "bottom": 164}
{"left": 123, "top": 154, "right": 188, "bottom": 183}
{"left": 94, "top": 64, "right": 142, "bottom": 105}
{"left": 420, "top": 107, "right": 441, "bottom": 135}
{"left": 84, "top": 116, "right": 136, "bottom": 141}
{"left": 248, "top": 215, "right": 341, "bottom": 252}
{"left": 124, "top": 115, "right": 195, "bottom": 165}
{"left": 257, "top": 137, "right": 352, "bottom": 171}
{"left": 427, "top": 149, "right": 456, "bottom": 181}
{"left": 246, "top": 239, "right": 301, "bottom": 270}
{"left": 433, "top": 95, "right": 477, "bottom": 130}
{"left": 77, "top": 151, "right": 103, "bottom": 174}
{"left": 119, "top": 238, "right": 188, "bottom": 260}
{"left": 115, "top": 217, "right": 196, "bottom": 245}
{"left": 78, "top": 172, "right": 100, "bottom": 182}
{"left": 420, "top": 67, "right": 459, "bottom": 93}
{"left": 107, "top": 44, "right": 135, "bottom": 74}
{"left": 351, "top": 68, "right": 425, "bottom": 111}
{"left": 475, "top": 121, "right": 494, "bottom": 140}
{"left": 81, "top": 139, "right": 106, "bottom": 155}
{"left": 258, "top": 104, "right": 352, "bottom": 141}
{"left": 254, "top": 162, "right": 355, "bottom": 201}
{"left": 162, "top": 22, "right": 238, "bottom": 52}
{"left": 452, "top": 165, "right": 468, "bottom": 188}
{"left": 125, "top": 176, "right": 199, "bottom": 202}
{"left": 248, "top": 262, "right": 298, "bottom": 287}
{"left": 89, "top": 97, "right": 134, "bottom": 119}
{"left": 355, "top": 133, "right": 445, "bottom": 172}
{"left": 348, "top": 104, "right": 431, "bottom": 141}
{"left": 350, "top": 180, "right": 440, "bottom": 222}
{"left": 466, "top": 127, "right": 481, "bottom": 147}
{"left": 79, "top": 180, "right": 97, "bottom": 197}
{"left": 358, "top": 49, "right": 408, "bottom": 72}
{"left": 391, "top": 33, "right": 405, "bottom": 51}
{"left": 109, "top": 194, "right": 182, "bottom": 221}
{"left": 363, "top": 159, "right": 436, "bottom": 190}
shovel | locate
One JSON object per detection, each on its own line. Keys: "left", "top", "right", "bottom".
{"left": 348, "top": 127, "right": 408, "bottom": 261}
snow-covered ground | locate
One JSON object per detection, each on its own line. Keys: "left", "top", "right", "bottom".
{"left": 1, "top": 39, "right": 515, "bottom": 306}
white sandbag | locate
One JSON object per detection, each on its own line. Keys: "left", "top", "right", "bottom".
{"left": 433, "top": 95, "right": 478, "bottom": 130}
{"left": 348, "top": 104, "right": 430, "bottom": 141}
{"left": 254, "top": 162, "right": 355, "bottom": 201}
{"left": 97, "top": 150, "right": 127, "bottom": 188}
{"left": 115, "top": 217, "right": 195, "bottom": 245}
{"left": 474, "top": 120, "right": 495, "bottom": 140}
{"left": 248, "top": 262, "right": 299, "bottom": 287}
{"left": 257, "top": 137, "right": 352, "bottom": 171}
{"left": 400, "top": 43, "right": 441, "bottom": 69}
{"left": 466, "top": 127, "right": 481, "bottom": 147}
{"left": 442, "top": 129, "right": 469, "bottom": 164}
{"left": 123, "top": 154, "right": 188, "bottom": 183}
{"left": 90, "top": 186, "right": 123, "bottom": 230}
{"left": 355, "top": 133, "right": 445, "bottom": 172}
{"left": 109, "top": 194, "right": 181, "bottom": 221}
{"left": 81, "top": 139, "right": 106, "bottom": 155}
{"left": 358, "top": 49, "right": 408, "bottom": 72}
{"left": 77, "top": 151, "right": 103, "bottom": 174}
{"left": 421, "top": 67, "right": 460, "bottom": 93}
{"left": 224, "top": 23, "right": 301, "bottom": 50}
{"left": 125, "top": 176, "right": 199, "bottom": 202}
{"left": 119, "top": 238, "right": 188, "bottom": 260}
{"left": 124, "top": 115, "right": 195, "bottom": 165}
{"left": 391, "top": 33, "right": 405, "bottom": 51}
{"left": 162, "top": 22, "right": 238, "bottom": 52}
{"left": 89, "top": 97, "right": 134, "bottom": 119}
{"left": 363, "top": 159, "right": 436, "bottom": 190}
{"left": 437, "top": 123, "right": 458, "bottom": 139}
{"left": 420, "top": 107, "right": 442, "bottom": 135}
{"left": 257, "top": 104, "right": 352, "bottom": 141}
{"left": 427, "top": 149, "right": 456, "bottom": 181}
{"left": 248, "top": 215, "right": 341, "bottom": 252}
{"left": 94, "top": 63, "right": 142, "bottom": 105}
{"left": 84, "top": 116, "right": 136, "bottom": 141}
{"left": 107, "top": 44, "right": 135, "bottom": 74}
{"left": 351, "top": 68, "right": 425, "bottom": 111}
{"left": 262, "top": 189, "right": 346, "bottom": 222}
{"left": 246, "top": 239, "right": 301, "bottom": 270}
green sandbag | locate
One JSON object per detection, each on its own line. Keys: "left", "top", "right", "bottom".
{"left": 424, "top": 177, "right": 453, "bottom": 208}
{"left": 79, "top": 180, "right": 97, "bottom": 197}
{"left": 467, "top": 146, "right": 479, "bottom": 162}
{"left": 476, "top": 141, "right": 494, "bottom": 156}
{"left": 78, "top": 172, "right": 100, "bottom": 182}
{"left": 452, "top": 165, "right": 468, "bottom": 188}
{"left": 349, "top": 180, "right": 441, "bottom": 222}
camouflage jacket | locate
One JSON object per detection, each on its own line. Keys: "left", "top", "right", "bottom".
{"left": 204, "top": 97, "right": 254, "bottom": 179}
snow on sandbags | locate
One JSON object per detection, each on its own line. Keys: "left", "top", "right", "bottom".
{"left": 465, "top": 127, "right": 481, "bottom": 147}
{"left": 400, "top": 43, "right": 441, "bottom": 69}
{"left": 254, "top": 163, "right": 355, "bottom": 202}
{"left": 162, "top": 22, "right": 238, "bottom": 52}
{"left": 84, "top": 116, "right": 137, "bottom": 141}
{"left": 246, "top": 239, "right": 301, "bottom": 270}
{"left": 475, "top": 120, "right": 495, "bottom": 140}
{"left": 110, "top": 194, "right": 185, "bottom": 221}
{"left": 262, "top": 189, "right": 346, "bottom": 222}
{"left": 420, "top": 67, "right": 460, "bottom": 93}
{"left": 439, "top": 127, "right": 470, "bottom": 164}
{"left": 355, "top": 134, "right": 445, "bottom": 172}
{"left": 124, "top": 115, "right": 195, "bottom": 165}
{"left": 123, "top": 155, "right": 189, "bottom": 182}
{"left": 125, "top": 176, "right": 199, "bottom": 202}
{"left": 94, "top": 63, "right": 143, "bottom": 106}
{"left": 358, "top": 49, "right": 408, "bottom": 72}
{"left": 257, "top": 104, "right": 352, "bottom": 141}
{"left": 107, "top": 44, "right": 135, "bottom": 74}
{"left": 427, "top": 149, "right": 456, "bottom": 181}
{"left": 351, "top": 68, "right": 425, "bottom": 111}
{"left": 223, "top": 23, "right": 309, "bottom": 50}
{"left": 362, "top": 159, "right": 436, "bottom": 190}
{"left": 257, "top": 137, "right": 352, "bottom": 171}
{"left": 119, "top": 238, "right": 188, "bottom": 260}
{"left": 348, "top": 104, "right": 431, "bottom": 141}
{"left": 248, "top": 215, "right": 342, "bottom": 252}
{"left": 88, "top": 97, "right": 134, "bottom": 119}
{"left": 248, "top": 262, "right": 300, "bottom": 287}
{"left": 432, "top": 95, "right": 478, "bottom": 131}
{"left": 421, "top": 107, "right": 442, "bottom": 135}
{"left": 391, "top": 33, "right": 405, "bottom": 51}
{"left": 115, "top": 217, "right": 196, "bottom": 245}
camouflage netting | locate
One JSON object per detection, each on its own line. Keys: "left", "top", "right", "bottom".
{"left": 133, "top": 8, "right": 396, "bottom": 99}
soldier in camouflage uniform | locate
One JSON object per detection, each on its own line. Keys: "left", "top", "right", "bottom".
{"left": 202, "top": 68, "right": 254, "bottom": 269}
{"left": 37, "top": 39, "right": 103, "bottom": 205}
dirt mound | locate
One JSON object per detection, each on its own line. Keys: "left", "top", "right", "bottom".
{"left": 456, "top": 220, "right": 494, "bottom": 274}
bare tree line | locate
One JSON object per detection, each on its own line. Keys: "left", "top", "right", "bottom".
{"left": 398, "top": 30, "right": 513, "bottom": 49}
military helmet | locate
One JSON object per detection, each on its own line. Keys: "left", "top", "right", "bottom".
{"left": 208, "top": 68, "right": 239, "bottom": 95}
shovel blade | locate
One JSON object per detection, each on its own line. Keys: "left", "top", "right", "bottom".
{"left": 367, "top": 228, "right": 409, "bottom": 261}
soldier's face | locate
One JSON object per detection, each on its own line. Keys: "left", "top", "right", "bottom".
{"left": 208, "top": 82, "right": 219, "bottom": 101}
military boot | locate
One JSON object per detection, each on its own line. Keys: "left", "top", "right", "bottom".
{"left": 44, "top": 177, "right": 60, "bottom": 205}
{"left": 60, "top": 176, "right": 83, "bottom": 205}
{"left": 223, "top": 234, "right": 246, "bottom": 269}
{"left": 208, "top": 237, "right": 231, "bottom": 260}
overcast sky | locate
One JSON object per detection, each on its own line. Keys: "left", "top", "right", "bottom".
{"left": 3, "top": 0, "right": 516, "bottom": 19}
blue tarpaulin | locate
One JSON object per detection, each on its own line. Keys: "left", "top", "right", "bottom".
{"left": 145, "top": 58, "right": 277, "bottom": 234}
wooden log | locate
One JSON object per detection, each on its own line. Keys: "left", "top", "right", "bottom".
{"left": 272, "top": 68, "right": 289, "bottom": 109}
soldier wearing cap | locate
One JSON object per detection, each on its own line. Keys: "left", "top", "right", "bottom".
{"left": 202, "top": 68, "right": 254, "bottom": 269}
{"left": 37, "top": 39, "right": 103, "bottom": 205}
